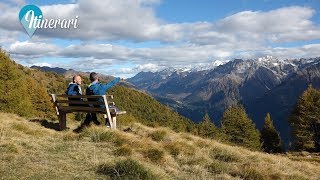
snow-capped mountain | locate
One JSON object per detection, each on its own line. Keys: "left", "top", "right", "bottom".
{"left": 128, "top": 56, "right": 320, "bottom": 144}
{"left": 129, "top": 56, "right": 318, "bottom": 92}
{"left": 141, "top": 56, "right": 316, "bottom": 82}
{"left": 148, "top": 60, "right": 228, "bottom": 78}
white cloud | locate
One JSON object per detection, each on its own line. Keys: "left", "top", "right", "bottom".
{"left": 0, "top": 2, "right": 319, "bottom": 44}
{"left": 119, "top": 63, "right": 161, "bottom": 74}
{"left": 33, "top": 0, "right": 181, "bottom": 42}
{"left": 186, "top": 6, "right": 320, "bottom": 45}
{"left": 7, "top": 39, "right": 320, "bottom": 69}
{"left": 9, "top": 0, "right": 25, "bottom": 5}
{"left": 0, "top": 29, "right": 20, "bottom": 45}
{"left": 1, "top": 1, "right": 320, "bottom": 77}
{"left": 60, "top": 43, "right": 131, "bottom": 60}
{"left": 32, "top": 62, "right": 53, "bottom": 67}
{"left": 8, "top": 41, "right": 60, "bottom": 58}
{"left": 261, "top": 44, "right": 320, "bottom": 59}
{"left": 135, "top": 63, "right": 162, "bottom": 72}
{"left": 0, "top": 0, "right": 178, "bottom": 41}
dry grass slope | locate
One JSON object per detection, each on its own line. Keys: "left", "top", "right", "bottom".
{"left": 1, "top": 112, "right": 320, "bottom": 179}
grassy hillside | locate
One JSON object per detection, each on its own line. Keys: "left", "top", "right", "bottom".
{"left": 1, "top": 112, "right": 320, "bottom": 179}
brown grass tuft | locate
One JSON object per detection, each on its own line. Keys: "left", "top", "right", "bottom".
{"left": 97, "top": 158, "right": 157, "bottom": 179}
{"left": 143, "top": 148, "right": 165, "bottom": 163}
{"left": 114, "top": 145, "right": 133, "bottom": 156}
{"left": 148, "top": 130, "right": 167, "bottom": 142}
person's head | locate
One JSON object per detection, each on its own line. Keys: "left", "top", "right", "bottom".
{"left": 90, "top": 72, "right": 99, "bottom": 82}
{"left": 73, "top": 75, "right": 82, "bottom": 85}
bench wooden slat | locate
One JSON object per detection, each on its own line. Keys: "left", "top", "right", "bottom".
{"left": 56, "top": 100, "right": 106, "bottom": 105}
{"left": 58, "top": 106, "right": 108, "bottom": 113}
{"left": 56, "top": 100, "right": 115, "bottom": 106}
{"left": 57, "top": 106, "right": 123, "bottom": 114}
{"left": 55, "top": 95, "right": 113, "bottom": 99}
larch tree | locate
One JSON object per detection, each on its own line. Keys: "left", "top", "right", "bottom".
{"left": 221, "top": 105, "right": 261, "bottom": 150}
{"left": 260, "top": 113, "right": 283, "bottom": 153}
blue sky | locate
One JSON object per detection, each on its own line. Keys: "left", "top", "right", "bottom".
{"left": 0, "top": 0, "right": 320, "bottom": 78}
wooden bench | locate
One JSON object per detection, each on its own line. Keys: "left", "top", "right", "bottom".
{"left": 50, "top": 94, "right": 126, "bottom": 130}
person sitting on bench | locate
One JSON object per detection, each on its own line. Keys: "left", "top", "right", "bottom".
{"left": 66, "top": 75, "right": 83, "bottom": 106}
{"left": 74, "top": 72, "right": 120, "bottom": 132}
{"left": 66, "top": 75, "right": 82, "bottom": 95}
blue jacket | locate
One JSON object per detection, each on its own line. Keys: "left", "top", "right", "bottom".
{"left": 86, "top": 77, "right": 120, "bottom": 95}
{"left": 66, "top": 83, "right": 83, "bottom": 106}
{"left": 66, "top": 83, "right": 82, "bottom": 95}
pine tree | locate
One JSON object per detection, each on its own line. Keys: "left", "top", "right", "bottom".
{"left": 197, "top": 113, "right": 220, "bottom": 139}
{"left": 261, "top": 113, "right": 282, "bottom": 153}
{"left": 289, "top": 85, "right": 320, "bottom": 152}
{"left": 221, "top": 105, "right": 261, "bottom": 150}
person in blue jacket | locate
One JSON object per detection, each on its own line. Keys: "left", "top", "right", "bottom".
{"left": 66, "top": 75, "right": 82, "bottom": 95}
{"left": 66, "top": 75, "right": 83, "bottom": 106}
{"left": 74, "top": 72, "right": 120, "bottom": 132}
{"left": 86, "top": 72, "right": 120, "bottom": 96}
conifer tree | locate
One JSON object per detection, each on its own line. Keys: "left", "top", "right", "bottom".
{"left": 221, "top": 105, "right": 261, "bottom": 150}
{"left": 289, "top": 85, "right": 320, "bottom": 152}
{"left": 26, "top": 77, "right": 55, "bottom": 119}
{"left": 197, "top": 113, "right": 220, "bottom": 139}
{"left": 261, "top": 113, "right": 282, "bottom": 153}
{"left": 0, "top": 49, "right": 33, "bottom": 116}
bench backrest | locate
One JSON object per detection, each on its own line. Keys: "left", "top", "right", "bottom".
{"left": 51, "top": 94, "right": 115, "bottom": 121}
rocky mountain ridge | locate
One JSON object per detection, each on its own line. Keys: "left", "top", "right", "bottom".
{"left": 127, "top": 56, "right": 320, "bottom": 144}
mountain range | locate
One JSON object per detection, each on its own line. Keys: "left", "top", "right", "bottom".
{"left": 127, "top": 56, "right": 320, "bottom": 144}
{"left": 30, "top": 65, "right": 135, "bottom": 88}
